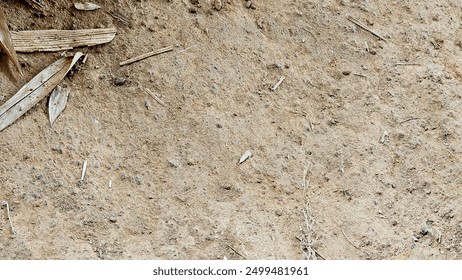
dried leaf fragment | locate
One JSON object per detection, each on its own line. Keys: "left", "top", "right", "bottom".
{"left": 48, "top": 85, "right": 69, "bottom": 126}
{"left": 0, "top": 7, "right": 22, "bottom": 75}
{"left": 74, "top": 2, "right": 101, "bottom": 11}
{"left": 11, "top": 28, "right": 116, "bottom": 52}
{"left": 0, "top": 52, "right": 85, "bottom": 132}
{"left": 239, "top": 150, "right": 252, "bottom": 164}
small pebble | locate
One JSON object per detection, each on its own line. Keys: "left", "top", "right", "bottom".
{"left": 214, "top": 0, "right": 223, "bottom": 10}
{"left": 168, "top": 159, "right": 180, "bottom": 168}
{"left": 134, "top": 175, "right": 142, "bottom": 185}
{"left": 109, "top": 216, "right": 117, "bottom": 223}
{"left": 420, "top": 227, "right": 429, "bottom": 236}
{"left": 256, "top": 18, "right": 264, "bottom": 29}
{"left": 246, "top": 1, "right": 252, "bottom": 8}
{"left": 275, "top": 209, "right": 283, "bottom": 216}
{"left": 114, "top": 77, "right": 127, "bottom": 86}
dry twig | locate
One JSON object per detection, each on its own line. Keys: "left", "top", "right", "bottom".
{"left": 271, "top": 76, "right": 285, "bottom": 92}
{"left": 80, "top": 160, "right": 88, "bottom": 181}
{"left": 2, "top": 201, "right": 16, "bottom": 237}
{"left": 341, "top": 228, "right": 359, "bottom": 249}
{"left": 394, "top": 63, "right": 420, "bottom": 66}
{"left": 347, "top": 16, "right": 386, "bottom": 41}
{"left": 120, "top": 46, "right": 174, "bottom": 66}
{"left": 225, "top": 243, "right": 246, "bottom": 259}
{"left": 301, "top": 206, "right": 318, "bottom": 259}
{"left": 146, "top": 89, "right": 166, "bottom": 107}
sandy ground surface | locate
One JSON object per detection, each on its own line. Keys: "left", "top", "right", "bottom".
{"left": 1, "top": 0, "right": 462, "bottom": 260}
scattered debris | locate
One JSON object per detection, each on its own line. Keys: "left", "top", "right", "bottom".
{"left": 74, "top": 2, "right": 101, "bottom": 11}
{"left": 239, "top": 150, "right": 252, "bottom": 164}
{"left": 80, "top": 160, "right": 88, "bottom": 181}
{"left": 48, "top": 85, "right": 69, "bottom": 126}
{"left": 301, "top": 206, "right": 318, "bottom": 259}
{"left": 2, "top": 200, "right": 16, "bottom": 237}
{"left": 146, "top": 89, "right": 166, "bottom": 107}
{"left": 380, "top": 130, "right": 389, "bottom": 144}
{"left": 11, "top": 28, "right": 117, "bottom": 52}
{"left": 0, "top": 52, "right": 85, "bottom": 132}
{"left": 271, "top": 76, "right": 285, "bottom": 91}
{"left": 119, "top": 45, "right": 174, "bottom": 66}
{"left": 0, "top": 7, "right": 23, "bottom": 75}
{"left": 347, "top": 16, "right": 386, "bottom": 41}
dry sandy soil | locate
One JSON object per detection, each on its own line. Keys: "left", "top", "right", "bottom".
{"left": 1, "top": 0, "right": 462, "bottom": 260}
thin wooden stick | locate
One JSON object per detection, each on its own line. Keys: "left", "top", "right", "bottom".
{"left": 271, "top": 76, "right": 285, "bottom": 91}
{"left": 106, "top": 11, "right": 131, "bottom": 26}
{"left": 225, "top": 243, "right": 246, "bottom": 259}
{"left": 80, "top": 160, "right": 88, "bottom": 181}
{"left": 347, "top": 16, "right": 386, "bottom": 41}
{"left": 146, "top": 89, "right": 166, "bottom": 107}
{"left": 394, "top": 63, "right": 420, "bottom": 66}
{"left": 2, "top": 201, "right": 16, "bottom": 236}
{"left": 341, "top": 228, "right": 359, "bottom": 249}
{"left": 120, "top": 46, "right": 174, "bottom": 66}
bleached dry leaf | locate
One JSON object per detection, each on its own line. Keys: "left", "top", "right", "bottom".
{"left": 0, "top": 7, "right": 22, "bottom": 75}
{"left": 11, "top": 28, "right": 116, "bottom": 52}
{"left": 239, "top": 150, "right": 252, "bottom": 164}
{"left": 0, "top": 52, "right": 85, "bottom": 132}
{"left": 74, "top": 2, "right": 101, "bottom": 11}
{"left": 48, "top": 85, "right": 69, "bottom": 126}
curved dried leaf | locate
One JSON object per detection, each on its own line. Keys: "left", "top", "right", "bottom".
{"left": 74, "top": 2, "right": 101, "bottom": 11}
{"left": 239, "top": 150, "right": 252, "bottom": 164}
{"left": 0, "top": 52, "right": 84, "bottom": 132}
{"left": 0, "top": 7, "right": 22, "bottom": 75}
{"left": 49, "top": 85, "right": 69, "bottom": 126}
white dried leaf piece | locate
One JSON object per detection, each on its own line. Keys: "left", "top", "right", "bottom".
{"left": 49, "top": 85, "right": 69, "bottom": 126}
{"left": 0, "top": 52, "right": 85, "bottom": 132}
{"left": 74, "top": 2, "right": 101, "bottom": 11}
{"left": 12, "top": 28, "right": 116, "bottom": 52}
{"left": 239, "top": 150, "right": 252, "bottom": 164}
